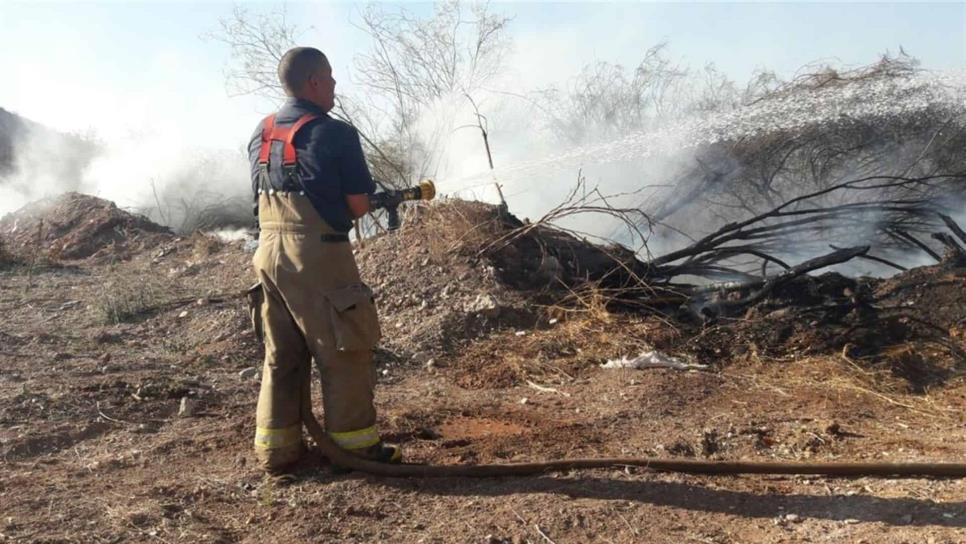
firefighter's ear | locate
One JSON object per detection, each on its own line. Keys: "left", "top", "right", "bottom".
{"left": 309, "top": 70, "right": 327, "bottom": 88}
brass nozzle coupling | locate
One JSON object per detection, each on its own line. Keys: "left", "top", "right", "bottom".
{"left": 370, "top": 179, "right": 437, "bottom": 231}
{"left": 417, "top": 179, "right": 436, "bottom": 201}
{"left": 397, "top": 179, "right": 436, "bottom": 203}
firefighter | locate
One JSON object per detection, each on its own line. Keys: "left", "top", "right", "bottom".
{"left": 246, "top": 46, "right": 400, "bottom": 472}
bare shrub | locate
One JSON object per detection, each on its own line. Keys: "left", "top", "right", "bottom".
{"left": 540, "top": 43, "right": 749, "bottom": 145}
{"left": 209, "top": 2, "right": 511, "bottom": 187}
{"left": 205, "top": 5, "right": 297, "bottom": 101}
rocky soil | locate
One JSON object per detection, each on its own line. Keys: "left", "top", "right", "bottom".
{"left": 0, "top": 194, "right": 963, "bottom": 543}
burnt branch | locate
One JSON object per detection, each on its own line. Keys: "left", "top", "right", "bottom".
{"left": 939, "top": 213, "right": 966, "bottom": 247}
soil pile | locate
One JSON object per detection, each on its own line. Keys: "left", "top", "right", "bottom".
{"left": 0, "top": 192, "right": 172, "bottom": 261}
{"left": 358, "top": 199, "right": 657, "bottom": 363}
{"left": 357, "top": 201, "right": 535, "bottom": 364}
{"left": 1, "top": 192, "right": 959, "bottom": 389}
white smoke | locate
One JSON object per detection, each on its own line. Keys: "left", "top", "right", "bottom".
{"left": 0, "top": 32, "right": 266, "bottom": 232}
{"left": 421, "top": 65, "right": 966, "bottom": 270}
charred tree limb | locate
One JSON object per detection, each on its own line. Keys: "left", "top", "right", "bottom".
{"left": 889, "top": 229, "right": 942, "bottom": 263}
{"left": 650, "top": 174, "right": 954, "bottom": 269}
{"left": 689, "top": 246, "right": 792, "bottom": 270}
{"left": 931, "top": 232, "right": 966, "bottom": 258}
{"left": 700, "top": 246, "right": 869, "bottom": 318}
{"left": 829, "top": 245, "right": 908, "bottom": 272}
{"left": 939, "top": 213, "right": 966, "bottom": 246}
{"left": 665, "top": 264, "right": 762, "bottom": 283}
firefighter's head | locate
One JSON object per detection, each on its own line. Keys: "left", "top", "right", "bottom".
{"left": 278, "top": 47, "right": 336, "bottom": 113}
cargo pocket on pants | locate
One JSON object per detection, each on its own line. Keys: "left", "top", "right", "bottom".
{"left": 326, "top": 283, "right": 382, "bottom": 351}
{"left": 246, "top": 282, "right": 264, "bottom": 343}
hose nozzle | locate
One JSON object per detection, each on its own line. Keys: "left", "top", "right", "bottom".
{"left": 370, "top": 179, "right": 437, "bottom": 231}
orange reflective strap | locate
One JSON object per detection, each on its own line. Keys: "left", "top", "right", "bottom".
{"left": 257, "top": 114, "right": 276, "bottom": 164}
{"left": 256, "top": 113, "right": 320, "bottom": 167}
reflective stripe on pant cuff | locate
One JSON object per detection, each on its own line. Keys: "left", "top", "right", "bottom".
{"left": 254, "top": 424, "right": 301, "bottom": 450}
{"left": 329, "top": 425, "right": 380, "bottom": 450}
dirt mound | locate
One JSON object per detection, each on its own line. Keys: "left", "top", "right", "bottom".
{"left": 0, "top": 192, "right": 172, "bottom": 261}
{"left": 357, "top": 201, "right": 536, "bottom": 364}
{"left": 359, "top": 199, "right": 659, "bottom": 365}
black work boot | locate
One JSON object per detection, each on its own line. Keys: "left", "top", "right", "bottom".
{"left": 365, "top": 442, "right": 403, "bottom": 464}
{"left": 331, "top": 441, "right": 402, "bottom": 474}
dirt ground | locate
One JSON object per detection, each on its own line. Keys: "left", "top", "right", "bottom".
{"left": 1, "top": 196, "right": 964, "bottom": 543}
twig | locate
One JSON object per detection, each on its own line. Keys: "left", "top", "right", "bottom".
{"left": 616, "top": 511, "right": 641, "bottom": 537}
{"left": 830, "top": 245, "right": 907, "bottom": 271}
{"left": 95, "top": 401, "right": 136, "bottom": 425}
{"left": 890, "top": 229, "right": 942, "bottom": 262}
{"left": 534, "top": 525, "right": 557, "bottom": 544}
{"left": 525, "top": 380, "right": 571, "bottom": 397}
{"left": 509, "top": 508, "right": 528, "bottom": 525}
{"left": 932, "top": 232, "right": 966, "bottom": 255}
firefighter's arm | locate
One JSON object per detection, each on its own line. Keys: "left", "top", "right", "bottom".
{"left": 339, "top": 125, "right": 376, "bottom": 220}
{"left": 345, "top": 193, "right": 370, "bottom": 218}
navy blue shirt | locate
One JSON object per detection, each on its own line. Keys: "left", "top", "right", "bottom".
{"left": 248, "top": 98, "right": 375, "bottom": 232}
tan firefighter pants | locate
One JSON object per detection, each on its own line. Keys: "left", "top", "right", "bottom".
{"left": 249, "top": 192, "right": 382, "bottom": 470}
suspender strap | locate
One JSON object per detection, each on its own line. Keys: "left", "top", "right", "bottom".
{"left": 282, "top": 114, "right": 320, "bottom": 166}
{"left": 257, "top": 113, "right": 320, "bottom": 167}
{"left": 257, "top": 114, "right": 276, "bottom": 164}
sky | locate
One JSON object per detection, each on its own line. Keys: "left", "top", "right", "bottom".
{"left": 1, "top": 1, "right": 963, "bottom": 147}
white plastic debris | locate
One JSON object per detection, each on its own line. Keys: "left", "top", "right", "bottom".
{"left": 601, "top": 350, "right": 709, "bottom": 371}
{"left": 178, "top": 397, "right": 196, "bottom": 417}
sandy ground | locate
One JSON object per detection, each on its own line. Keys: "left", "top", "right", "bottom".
{"left": 1, "top": 194, "right": 964, "bottom": 543}
{"left": 1, "top": 243, "right": 964, "bottom": 544}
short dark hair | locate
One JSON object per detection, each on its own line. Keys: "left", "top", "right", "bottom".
{"left": 277, "top": 47, "right": 329, "bottom": 96}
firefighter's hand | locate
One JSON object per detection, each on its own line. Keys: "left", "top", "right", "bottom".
{"left": 345, "top": 193, "right": 371, "bottom": 219}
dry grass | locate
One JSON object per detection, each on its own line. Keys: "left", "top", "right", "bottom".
{"left": 453, "top": 309, "right": 676, "bottom": 389}
{"left": 416, "top": 199, "right": 504, "bottom": 259}
{"left": 728, "top": 352, "right": 961, "bottom": 421}
{"left": 92, "top": 266, "right": 182, "bottom": 325}
{"left": 191, "top": 232, "right": 225, "bottom": 260}
{"left": 0, "top": 236, "right": 13, "bottom": 268}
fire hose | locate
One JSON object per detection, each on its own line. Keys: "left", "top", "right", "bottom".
{"left": 299, "top": 395, "right": 966, "bottom": 478}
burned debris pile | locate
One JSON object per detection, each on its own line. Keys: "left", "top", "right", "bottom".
{"left": 0, "top": 192, "right": 173, "bottom": 261}
{"left": 356, "top": 194, "right": 965, "bottom": 388}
